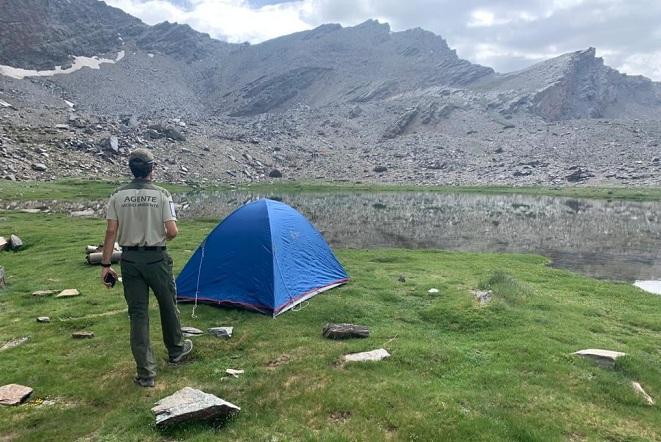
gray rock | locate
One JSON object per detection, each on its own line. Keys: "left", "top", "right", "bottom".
{"left": 473, "top": 290, "right": 493, "bottom": 305}
{"left": 36, "top": 317, "right": 50, "bottom": 323}
{"left": 268, "top": 169, "right": 283, "bottom": 178}
{"left": 0, "top": 237, "right": 6, "bottom": 252}
{"left": 31, "top": 163, "right": 47, "bottom": 172}
{"left": 208, "top": 327, "right": 233, "bottom": 339}
{"left": 631, "top": 381, "right": 655, "bottom": 405}
{"left": 152, "top": 387, "right": 240, "bottom": 428}
{"left": 343, "top": 348, "right": 390, "bottom": 362}
{"left": 32, "top": 290, "right": 58, "bottom": 297}
{"left": 0, "top": 266, "right": 4, "bottom": 289}
{"left": 9, "top": 234, "right": 23, "bottom": 250}
{"left": 0, "top": 336, "right": 29, "bottom": 352}
{"left": 323, "top": 323, "right": 369, "bottom": 339}
{"left": 70, "top": 209, "right": 95, "bottom": 217}
{"left": 574, "top": 349, "right": 626, "bottom": 367}
{"left": 72, "top": 331, "right": 94, "bottom": 339}
{"left": 373, "top": 166, "right": 388, "bottom": 173}
{"left": 0, "top": 384, "right": 33, "bottom": 406}
{"left": 181, "top": 326, "right": 204, "bottom": 337}
{"left": 566, "top": 167, "right": 594, "bottom": 183}
{"left": 56, "top": 288, "right": 80, "bottom": 298}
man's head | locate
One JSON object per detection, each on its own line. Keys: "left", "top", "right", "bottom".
{"left": 128, "top": 148, "right": 155, "bottom": 179}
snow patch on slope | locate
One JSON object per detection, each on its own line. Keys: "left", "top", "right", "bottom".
{"left": 0, "top": 51, "right": 125, "bottom": 80}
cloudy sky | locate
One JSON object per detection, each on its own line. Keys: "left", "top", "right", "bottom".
{"left": 105, "top": 0, "right": 661, "bottom": 80}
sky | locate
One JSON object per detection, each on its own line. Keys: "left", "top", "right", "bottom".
{"left": 105, "top": 0, "right": 661, "bottom": 80}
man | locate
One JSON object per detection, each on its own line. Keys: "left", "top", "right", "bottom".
{"left": 101, "top": 148, "right": 192, "bottom": 388}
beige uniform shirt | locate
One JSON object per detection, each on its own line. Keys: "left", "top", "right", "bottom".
{"left": 106, "top": 179, "right": 176, "bottom": 247}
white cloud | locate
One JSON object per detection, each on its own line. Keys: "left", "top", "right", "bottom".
{"left": 618, "top": 51, "right": 661, "bottom": 80}
{"left": 105, "top": 0, "right": 661, "bottom": 80}
{"left": 106, "top": 0, "right": 314, "bottom": 42}
{"left": 468, "top": 10, "right": 497, "bottom": 28}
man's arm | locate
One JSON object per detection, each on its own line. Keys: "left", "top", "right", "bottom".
{"left": 165, "top": 220, "right": 178, "bottom": 240}
{"left": 101, "top": 219, "right": 119, "bottom": 286}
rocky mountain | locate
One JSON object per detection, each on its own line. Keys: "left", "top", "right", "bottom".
{"left": 0, "top": 0, "right": 660, "bottom": 186}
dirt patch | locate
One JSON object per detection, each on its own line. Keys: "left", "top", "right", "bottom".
{"left": 266, "top": 354, "right": 291, "bottom": 369}
{"left": 329, "top": 411, "right": 351, "bottom": 424}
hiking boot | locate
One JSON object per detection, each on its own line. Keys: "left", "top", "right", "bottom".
{"left": 133, "top": 376, "right": 155, "bottom": 388}
{"left": 169, "top": 339, "right": 193, "bottom": 364}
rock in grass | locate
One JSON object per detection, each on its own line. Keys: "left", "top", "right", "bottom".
{"left": 56, "top": 289, "right": 80, "bottom": 298}
{"left": 9, "top": 234, "right": 23, "bottom": 250}
{"left": 0, "top": 336, "right": 29, "bottom": 352}
{"left": 0, "top": 384, "right": 33, "bottom": 406}
{"left": 181, "top": 326, "right": 204, "bottom": 337}
{"left": 36, "top": 317, "right": 50, "bottom": 323}
{"left": 343, "top": 348, "right": 390, "bottom": 363}
{"left": 428, "top": 288, "right": 439, "bottom": 294}
{"left": 323, "top": 323, "right": 369, "bottom": 340}
{"left": 32, "top": 290, "right": 58, "bottom": 297}
{"left": 574, "top": 349, "right": 626, "bottom": 367}
{"left": 208, "top": 327, "right": 233, "bottom": 339}
{"left": 152, "top": 387, "right": 240, "bottom": 428}
{"left": 631, "top": 382, "right": 655, "bottom": 405}
{"left": 225, "top": 369, "right": 244, "bottom": 378}
{"left": 0, "top": 237, "right": 7, "bottom": 252}
{"left": 72, "top": 331, "right": 94, "bottom": 339}
{"left": 0, "top": 266, "right": 5, "bottom": 289}
{"left": 473, "top": 290, "right": 493, "bottom": 305}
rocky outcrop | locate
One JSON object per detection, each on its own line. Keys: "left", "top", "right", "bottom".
{"left": 0, "top": 0, "right": 144, "bottom": 69}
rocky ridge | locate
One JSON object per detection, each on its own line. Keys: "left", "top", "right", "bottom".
{"left": 0, "top": 0, "right": 660, "bottom": 186}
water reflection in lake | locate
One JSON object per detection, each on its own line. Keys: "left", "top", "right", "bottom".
{"left": 176, "top": 191, "right": 661, "bottom": 282}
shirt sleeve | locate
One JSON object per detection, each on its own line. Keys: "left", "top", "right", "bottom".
{"left": 162, "top": 191, "right": 177, "bottom": 222}
{"left": 106, "top": 194, "right": 118, "bottom": 220}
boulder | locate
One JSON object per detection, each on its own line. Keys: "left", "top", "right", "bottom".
{"left": 0, "top": 336, "right": 29, "bottom": 352}
{"left": 343, "top": 348, "right": 390, "bottom": 363}
{"left": 631, "top": 382, "right": 655, "bottom": 405}
{"left": 565, "top": 167, "right": 594, "bottom": 183}
{"left": 473, "top": 290, "right": 493, "bottom": 305}
{"left": 574, "top": 349, "right": 626, "bottom": 367}
{"left": 0, "top": 384, "right": 33, "bottom": 406}
{"left": 268, "top": 169, "right": 283, "bottom": 178}
{"left": 152, "top": 387, "right": 240, "bottom": 428}
{"left": 208, "top": 327, "right": 233, "bottom": 339}
{"left": 32, "top": 290, "right": 58, "bottom": 297}
{"left": 31, "top": 163, "right": 48, "bottom": 172}
{"left": 56, "top": 288, "right": 80, "bottom": 298}
{"left": 181, "top": 326, "right": 204, "bottom": 337}
{"left": 9, "top": 234, "right": 23, "bottom": 250}
{"left": 0, "top": 237, "right": 7, "bottom": 251}
{"left": 322, "top": 323, "right": 369, "bottom": 339}
{"left": 225, "top": 369, "right": 244, "bottom": 378}
{"left": 70, "top": 209, "right": 95, "bottom": 217}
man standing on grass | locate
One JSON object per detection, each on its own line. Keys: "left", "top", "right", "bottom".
{"left": 100, "top": 148, "right": 192, "bottom": 388}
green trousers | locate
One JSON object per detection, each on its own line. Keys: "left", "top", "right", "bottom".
{"left": 120, "top": 249, "right": 184, "bottom": 379}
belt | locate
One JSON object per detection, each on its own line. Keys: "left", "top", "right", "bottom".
{"left": 122, "top": 246, "right": 167, "bottom": 251}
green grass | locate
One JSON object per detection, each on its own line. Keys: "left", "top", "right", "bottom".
{"left": 0, "top": 212, "right": 659, "bottom": 441}
{"left": 0, "top": 179, "right": 192, "bottom": 201}
{"left": 3, "top": 179, "right": 661, "bottom": 202}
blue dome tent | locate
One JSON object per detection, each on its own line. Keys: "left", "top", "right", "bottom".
{"left": 176, "top": 199, "right": 349, "bottom": 317}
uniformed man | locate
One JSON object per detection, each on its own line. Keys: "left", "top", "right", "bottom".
{"left": 100, "top": 148, "right": 192, "bottom": 388}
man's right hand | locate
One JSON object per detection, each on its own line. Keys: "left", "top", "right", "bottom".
{"left": 101, "top": 266, "right": 118, "bottom": 288}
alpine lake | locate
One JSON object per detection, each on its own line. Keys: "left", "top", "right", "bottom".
{"left": 175, "top": 189, "right": 661, "bottom": 283}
